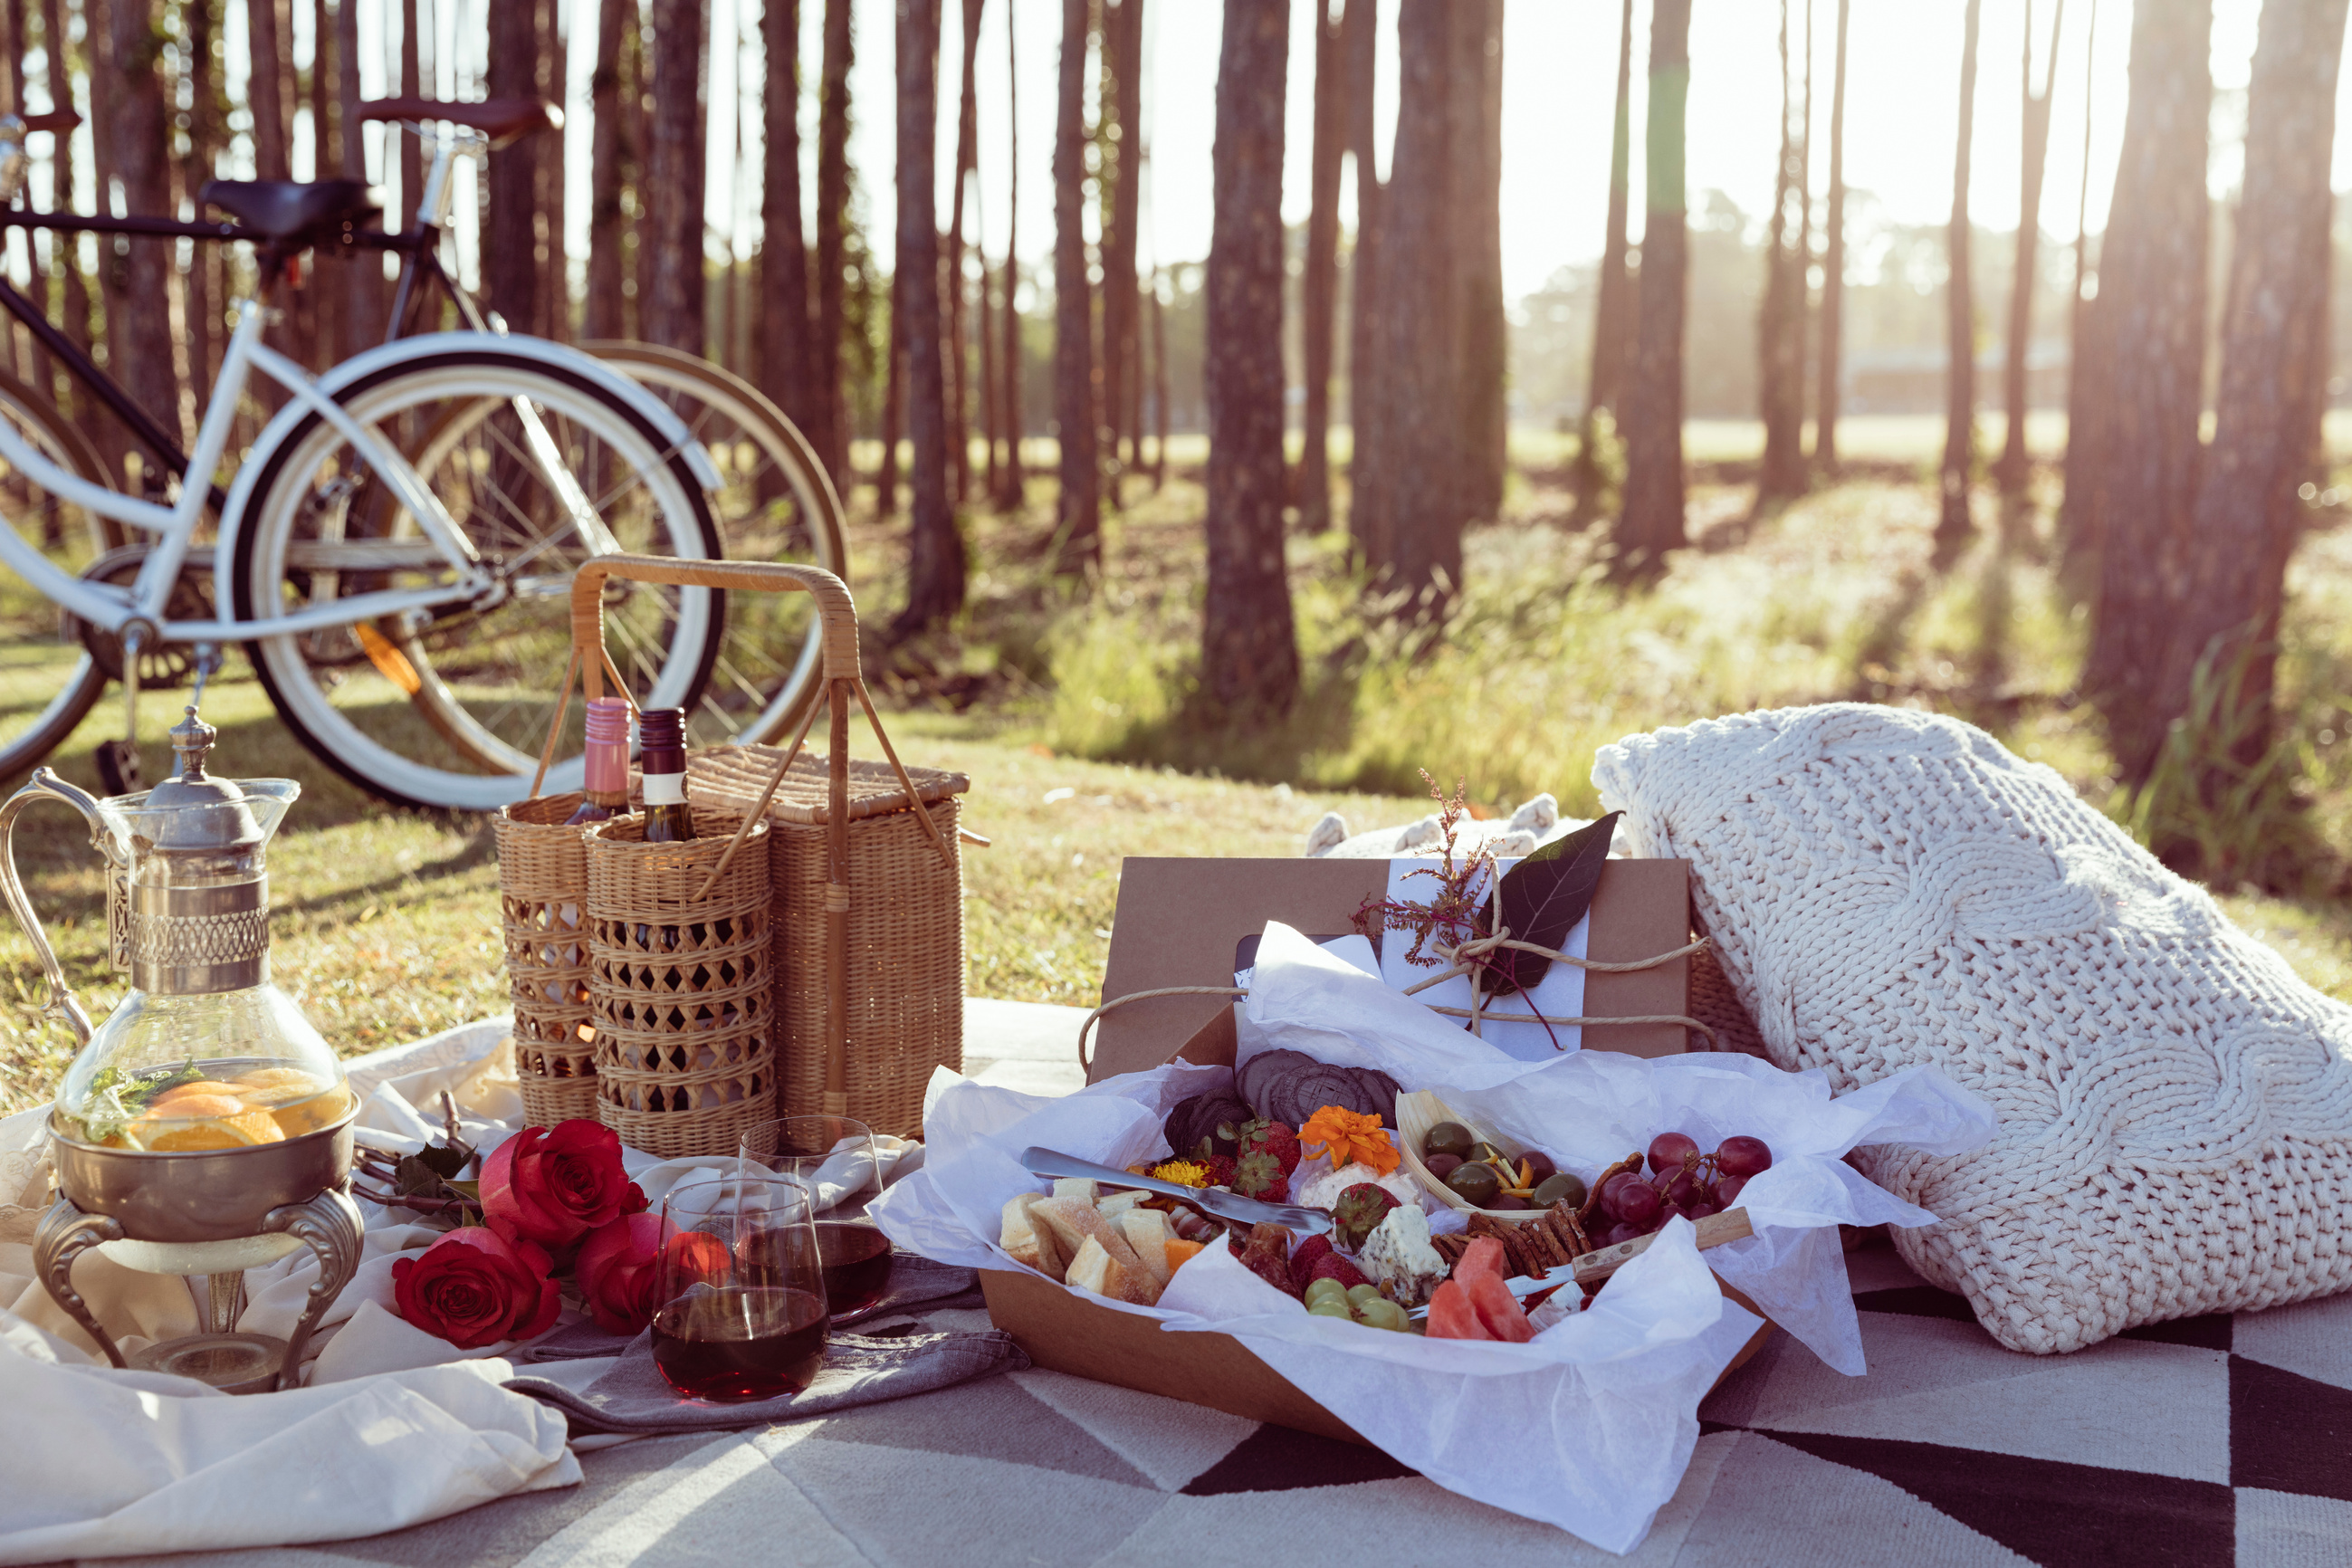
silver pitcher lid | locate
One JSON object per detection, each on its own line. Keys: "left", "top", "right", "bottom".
{"left": 136, "top": 706, "right": 263, "bottom": 857}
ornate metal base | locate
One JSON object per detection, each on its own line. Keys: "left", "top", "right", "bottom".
{"left": 34, "top": 1185, "right": 364, "bottom": 1392}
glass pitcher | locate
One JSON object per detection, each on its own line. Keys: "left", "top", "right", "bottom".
{"left": 0, "top": 704, "right": 349, "bottom": 1152}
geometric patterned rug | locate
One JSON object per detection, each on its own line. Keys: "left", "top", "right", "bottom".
{"left": 91, "top": 1240, "right": 2352, "bottom": 1568}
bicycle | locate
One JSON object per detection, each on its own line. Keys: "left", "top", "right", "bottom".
{"left": 0, "top": 98, "right": 847, "bottom": 806}
{"left": 0, "top": 106, "right": 722, "bottom": 810}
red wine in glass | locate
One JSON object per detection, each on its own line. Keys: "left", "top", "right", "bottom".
{"left": 650, "top": 1286, "right": 827, "bottom": 1401}
{"left": 816, "top": 1222, "right": 894, "bottom": 1317}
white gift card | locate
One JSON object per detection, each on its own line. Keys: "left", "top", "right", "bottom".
{"left": 1373, "top": 858, "right": 1590, "bottom": 1060}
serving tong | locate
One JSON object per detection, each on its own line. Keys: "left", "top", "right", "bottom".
{"left": 1018, "top": 1147, "right": 1336, "bottom": 1236}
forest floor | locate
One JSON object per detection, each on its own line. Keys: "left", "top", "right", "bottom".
{"left": 3, "top": 440, "right": 2349, "bottom": 1114}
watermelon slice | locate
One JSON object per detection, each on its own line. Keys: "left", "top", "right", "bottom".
{"left": 1423, "top": 1279, "right": 1490, "bottom": 1340}
{"left": 1463, "top": 1269, "right": 1535, "bottom": 1343}
{"left": 1455, "top": 1235, "right": 1508, "bottom": 1286}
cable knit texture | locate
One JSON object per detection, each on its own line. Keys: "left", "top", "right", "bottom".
{"left": 1593, "top": 703, "right": 2352, "bottom": 1354}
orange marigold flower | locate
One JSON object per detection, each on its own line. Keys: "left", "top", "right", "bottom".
{"left": 1298, "top": 1105, "right": 1399, "bottom": 1177}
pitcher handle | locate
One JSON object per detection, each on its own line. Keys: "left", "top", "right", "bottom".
{"left": 0, "top": 768, "right": 112, "bottom": 1049}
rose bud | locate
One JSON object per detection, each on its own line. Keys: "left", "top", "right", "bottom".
{"left": 482, "top": 1120, "right": 649, "bottom": 1250}
{"left": 575, "top": 1212, "right": 665, "bottom": 1335}
{"left": 390, "top": 1227, "right": 560, "bottom": 1349}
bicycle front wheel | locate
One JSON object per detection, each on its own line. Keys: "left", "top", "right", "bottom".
{"left": 0, "top": 367, "right": 120, "bottom": 779}
{"left": 233, "top": 350, "right": 721, "bottom": 811}
{"left": 584, "top": 341, "right": 848, "bottom": 750}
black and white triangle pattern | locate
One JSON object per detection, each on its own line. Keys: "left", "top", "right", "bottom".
{"left": 149, "top": 1247, "right": 2352, "bottom": 1568}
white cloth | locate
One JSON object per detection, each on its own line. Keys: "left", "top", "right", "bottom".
{"left": 1594, "top": 702, "right": 2352, "bottom": 1353}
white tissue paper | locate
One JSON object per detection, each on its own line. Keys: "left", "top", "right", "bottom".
{"left": 875, "top": 921, "right": 1997, "bottom": 1552}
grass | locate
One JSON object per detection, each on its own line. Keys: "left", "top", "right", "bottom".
{"left": 3, "top": 433, "right": 2348, "bottom": 1118}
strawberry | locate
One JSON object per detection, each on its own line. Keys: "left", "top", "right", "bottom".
{"left": 1232, "top": 1148, "right": 1291, "bottom": 1203}
{"left": 1225, "top": 1117, "right": 1303, "bottom": 1177}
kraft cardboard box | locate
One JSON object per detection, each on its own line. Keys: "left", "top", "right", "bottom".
{"left": 1088, "top": 857, "right": 1694, "bottom": 1084}
{"left": 977, "top": 855, "right": 1747, "bottom": 1442}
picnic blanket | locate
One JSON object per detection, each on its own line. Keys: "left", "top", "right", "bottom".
{"left": 14, "top": 1000, "right": 2352, "bottom": 1565}
{"left": 77, "top": 1232, "right": 2352, "bottom": 1567}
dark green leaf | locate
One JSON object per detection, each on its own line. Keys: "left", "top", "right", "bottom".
{"left": 414, "top": 1139, "right": 474, "bottom": 1181}
{"left": 445, "top": 1181, "right": 480, "bottom": 1201}
{"left": 1487, "top": 811, "right": 1621, "bottom": 993}
{"left": 393, "top": 1154, "right": 445, "bottom": 1196}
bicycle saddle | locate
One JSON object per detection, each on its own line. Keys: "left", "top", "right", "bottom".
{"left": 199, "top": 178, "right": 383, "bottom": 241}
{"left": 358, "top": 97, "right": 563, "bottom": 148}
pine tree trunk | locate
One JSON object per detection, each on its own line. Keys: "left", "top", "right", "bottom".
{"left": 1150, "top": 271, "right": 1168, "bottom": 485}
{"left": 1342, "top": 0, "right": 1382, "bottom": 558}
{"left": 398, "top": 0, "right": 422, "bottom": 280}
{"left": 642, "top": 0, "right": 708, "bottom": 353}
{"left": 2084, "top": 0, "right": 2212, "bottom": 782}
{"left": 1204, "top": 0, "right": 1298, "bottom": 716}
{"left": 185, "top": 0, "right": 221, "bottom": 386}
{"left": 760, "top": 0, "right": 814, "bottom": 431}
{"left": 337, "top": 0, "right": 383, "bottom": 347}
{"left": 2056, "top": 0, "right": 2104, "bottom": 569}
{"left": 1050, "top": 0, "right": 1099, "bottom": 573}
{"left": 1575, "top": 0, "right": 1635, "bottom": 506}
{"left": 1102, "top": 0, "right": 1142, "bottom": 486}
{"left": 978, "top": 180, "right": 999, "bottom": 499}
{"left": 249, "top": 0, "right": 290, "bottom": 178}
{"left": 41, "top": 0, "right": 98, "bottom": 459}
{"left": 1350, "top": 0, "right": 1468, "bottom": 607}
{"left": 1997, "top": 0, "right": 2063, "bottom": 496}
{"left": 312, "top": 0, "right": 345, "bottom": 361}
{"left": 1458, "top": 0, "right": 1506, "bottom": 523}
{"left": 540, "top": 0, "right": 568, "bottom": 339}
{"left": 1936, "top": 0, "right": 1983, "bottom": 561}
{"left": 895, "top": 0, "right": 961, "bottom": 630}
{"left": 587, "top": 0, "right": 635, "bottom": 341}
{"left": 487, "top": 0, "right": 540, "bottom": 338}
{"left": 814, "top": 0, "right": 855, "bottom": 490}
{"left": 992, "top": 0, "right": 1024, "bottom": 510}
{"left": 878, "top": 273, "right": 904, "bottom": 514}
{"left": 1815, "top": 0, "right": 1848, "bottom": 467}
{"left": 2163, "top": 0, "right": 2347, "bottom": 782}
{"left": 1615, "top": 0, "right": 1691, "bottom": 578}
{"left": 1298, "top": 0, "right": 1343, "bottom": 533}
{"left": 1755, "top": 0, "right": 1806, "bottom": 504}
{"left": 944, "top": 0, "right": 983, "bottom": 504}
{"left": 100, "top": 0, "right": 179, "bottom": 447}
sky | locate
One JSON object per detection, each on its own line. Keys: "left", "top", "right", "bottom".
{"left": 232, "top": 0, "right": 2325, "bottom": 306}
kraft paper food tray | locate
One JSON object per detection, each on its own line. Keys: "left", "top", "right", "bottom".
{"left": 1091, "top": 857, "right": 1693, "bottom": 1084}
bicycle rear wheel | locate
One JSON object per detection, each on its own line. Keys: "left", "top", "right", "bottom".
{"left": 233, "top": 349, "right": 721, "bottom": 811}
{"left": 0, "top": 368, "right": 120, "bottom": 779}
{"left": 584, "top": 341, "right": 848, "bottom": 750}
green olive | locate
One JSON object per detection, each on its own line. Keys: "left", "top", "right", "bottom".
{"left": 1445, "top": 1162, "right": 1502, "bottom": 1207}
{"left": 1533, "top": 1172, "right": 1589, "bottom": 1209}
{"left": 1423, "top": 1122, "right": 1476, "bottom": 1160}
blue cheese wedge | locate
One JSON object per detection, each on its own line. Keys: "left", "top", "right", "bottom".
{"left": 1359, "top": 1203, "right": 1448, "bottom": 1307}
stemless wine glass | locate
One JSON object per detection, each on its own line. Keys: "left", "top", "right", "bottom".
{"left": 652, "top": 1171, "right": 829, "bottom": 1402}
{"left": 741, "top": 1115, "right": 894, "bottom": 1318}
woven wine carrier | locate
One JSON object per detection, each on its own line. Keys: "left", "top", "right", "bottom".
{"left": 545, "top": 556, "right": 961, "bottom": 1152}
{"left": 492, "top": 793, "right": 601, "bottom": 1128}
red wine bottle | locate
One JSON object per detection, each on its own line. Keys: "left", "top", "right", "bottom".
{"left": 638, "top": 707, "right": 695, "bottom": 843}
{"left": 565, "top": 698, "right": 634, "bottom": 825}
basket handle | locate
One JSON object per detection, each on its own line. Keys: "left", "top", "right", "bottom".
{"left": 569, "top": 555, "right": 955, "bottom": 1118}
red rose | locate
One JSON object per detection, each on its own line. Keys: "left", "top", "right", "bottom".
{"left": 390, "top": 1227, "right": 560, "bottom": 1349}
{"left": 481, "top": 1121, "right": 648, "bottom": 1250}
{"left": 575, "top": 1212, "right": 664, "bottom": 1334}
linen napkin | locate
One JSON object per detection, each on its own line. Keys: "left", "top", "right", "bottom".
{"left": 505, "top": 1323, "right": 1027, "bottom": 1437}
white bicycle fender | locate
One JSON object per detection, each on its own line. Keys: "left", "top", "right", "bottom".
{"left": 212, "top": 332, "right": 723, "bottom": 595}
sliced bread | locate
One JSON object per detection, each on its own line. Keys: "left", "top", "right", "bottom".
{"left": 1066, "top": 1235, "right": 1162, "bottom": 1306}
{"left": 1118, "top": 1209, "right": 1175, "bottom": 1287}
{"left": 1000, "top": 1192, "right": 1066, "bottom": 1280}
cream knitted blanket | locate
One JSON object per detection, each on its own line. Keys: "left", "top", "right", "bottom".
{"left": 1594, "top": 703, "right": 2352, "bottom": 1353}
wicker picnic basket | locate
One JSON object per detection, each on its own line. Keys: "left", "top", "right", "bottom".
{"left": 492, "top": 791, "right": 601, "bottom": 1128}
{"left": 688, "top": 746, "right": 967, "bottom": 1138}
{"left": 582, "top": 810, "right": 775, "bottom": 1156}
{"left": 555, "top": 556, "right": 963, "bottom": 1149}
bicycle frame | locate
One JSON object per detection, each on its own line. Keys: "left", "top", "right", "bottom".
{"left": 0, "top": 296, "right": 489, "bottom": 645}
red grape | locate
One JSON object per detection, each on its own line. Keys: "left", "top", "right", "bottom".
{"left": 1660, "top": 1171, "right": 1705, "bottom": 1210}
{"left": 1684, "top": 1199, "right": 1721, "bottom": 1219}
{"left": 1603, "top": 1171, "right": 1663, "bottom": 1227}
{"left": 1712, "top": 1173, "right": 1748, "bottom": 1207}
{"left": 1601, "top": 1221, "right": 1645, "bottom": 1247}
{"left": 1715, "top": 1136, "right": 1773, "bottom": 1178}
{"left": 1647, "top": 1132, "right": 1701, "bottom": 1176}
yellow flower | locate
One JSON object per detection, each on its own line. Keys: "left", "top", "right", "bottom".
{"left": 1299, "top": 1105, "right": 1400, "bottom": 1177}
{"left": 1150, "top": 1159, "right": 1212, "bottom": 1188}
